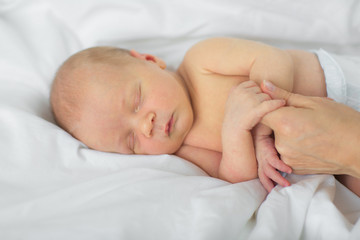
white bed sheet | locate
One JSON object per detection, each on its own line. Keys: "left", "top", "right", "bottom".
{"left": 0, "top": 0, "right": 360, "bottom": 239}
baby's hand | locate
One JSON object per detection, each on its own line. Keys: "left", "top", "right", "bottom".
{"left": 223, "top": 80, "right": 285, "bottom": 133}
{"left": 253, "top": 124, "right": 292, "bottom": 192}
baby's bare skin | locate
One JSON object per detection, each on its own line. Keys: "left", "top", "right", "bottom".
{"left": 175, "top": 38, "right": 326, "bottom": 182}
{"left": 51, "top": 37, "right": 326, "bottom": 187}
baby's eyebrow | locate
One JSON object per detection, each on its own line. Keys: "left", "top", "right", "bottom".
{"left": 123, "top": 82, "right": 138, "bottom": 111}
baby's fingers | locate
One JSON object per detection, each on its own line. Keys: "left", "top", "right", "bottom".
{"left": 245, "top": 99, "right": 286, "bottom": 131}
{"left": 258, "top": 170, "right": 275, "bottom": 192}
{"left": 255, "top": 99, "right": 286, "bottom": 120}
{"left": 262, "top": 164, "right": 291, "bottom": 188}
{"left": 267, "top": 155, "right": 292, "bottom": 174}
{"left": 270, "top": 170, "right": 291, "bottom": 188}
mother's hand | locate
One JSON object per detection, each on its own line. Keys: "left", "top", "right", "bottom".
{"left": 260, "top": 81, "right": 360, "bottom": 178}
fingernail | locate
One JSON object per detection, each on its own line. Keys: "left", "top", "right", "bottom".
{"left": 264, "top": 80, "right": 275, "bottom": 92}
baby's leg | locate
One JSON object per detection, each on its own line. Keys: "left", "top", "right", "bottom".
{"left": 336, "top": 175, "right": 360, "bottom": 197}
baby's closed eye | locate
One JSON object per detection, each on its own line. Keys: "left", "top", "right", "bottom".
{"left": 134, "top": 83, "right": 142, "bottom": 113}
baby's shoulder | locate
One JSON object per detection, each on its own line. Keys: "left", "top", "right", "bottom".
{"left": 177, "top": 38, "right": 220, "bottom": 82}
{"left": 181, "top": 38, "right": 227, "bottom": 67}
{"left": 178, "top": 37, "right": 241, "bottom": 79}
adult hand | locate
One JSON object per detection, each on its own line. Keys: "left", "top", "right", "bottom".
{"left": 260, "top": 80, "right": 360, "bottom": 178}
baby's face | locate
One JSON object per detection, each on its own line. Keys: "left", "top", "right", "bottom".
{"left": 74, "top": 59, "right": 193, "bottom": 155}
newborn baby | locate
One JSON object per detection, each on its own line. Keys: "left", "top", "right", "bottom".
{"left": 51, "top": 37, "right": 331, "bottom": 189}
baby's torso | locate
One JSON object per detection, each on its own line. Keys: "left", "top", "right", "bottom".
{"left": 182, "top": 72, "right": 249, "bottom": 152}
{"left": 177, "top": 48, "right": 326, "bottom": 154}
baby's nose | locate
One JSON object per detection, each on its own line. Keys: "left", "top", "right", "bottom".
{"left": 140, "top": 112, "right": 155, "bottom": 138}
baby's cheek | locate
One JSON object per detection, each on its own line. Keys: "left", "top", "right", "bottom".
{"left": 139, "top": 139, "right": 173, "bottom": 155}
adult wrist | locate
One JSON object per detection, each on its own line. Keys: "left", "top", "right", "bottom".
{"left": 342, "top": 118, "right": 360, "bottom": 178}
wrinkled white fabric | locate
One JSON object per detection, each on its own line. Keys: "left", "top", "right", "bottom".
{"left": 314, "top": 49, "right": 360, "bottom": 111}
{"left": 0, "top": 0, "right": 359, "bottom": 239}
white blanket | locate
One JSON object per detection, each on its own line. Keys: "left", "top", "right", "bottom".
{"left": 0, "top": 0, "right": 360, "bottom": 239}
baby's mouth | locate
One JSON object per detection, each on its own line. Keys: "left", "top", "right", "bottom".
{"left": 165, "top": 114, "right": 174, "bottom": 136}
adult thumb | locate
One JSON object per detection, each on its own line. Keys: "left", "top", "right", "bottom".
{"left": 261, "top": 80, "right": 312, "bottom": 108}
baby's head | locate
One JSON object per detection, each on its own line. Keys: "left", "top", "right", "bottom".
{"left": 51, "top": 47, "right": 193, "bottom": 155}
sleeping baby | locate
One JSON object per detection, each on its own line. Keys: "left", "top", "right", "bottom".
{"left": 50, "top": 37, "right": 359, "bottom": 193}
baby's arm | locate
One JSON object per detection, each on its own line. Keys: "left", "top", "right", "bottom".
{"left": 182, "top": 37, "right": 295, "bottom": 183}
{"left": 183, "top": 37, "right": 294, "bottom": 92}
{"left": 219, "top": 81, "right": 285, "bottom": 182}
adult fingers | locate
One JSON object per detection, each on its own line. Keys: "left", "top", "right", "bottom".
{"left": 256, "top": 99, "right": 286, "bottom": 118}
{"left": 245, "top": 99, "right": 286, "bottom": 130}
{"left": 261, "top": 80, "right": 314, "bottom": 108}
{"left": 252, "top": 99, "right": 287, "bottom": 130}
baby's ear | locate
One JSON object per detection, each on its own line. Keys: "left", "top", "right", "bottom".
{"left": 130, "top": 50, "right": 166, "bottom": 69}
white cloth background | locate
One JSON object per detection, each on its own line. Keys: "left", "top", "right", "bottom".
{"left": 0, "top": 0, "right": 360, "bottom": 239}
